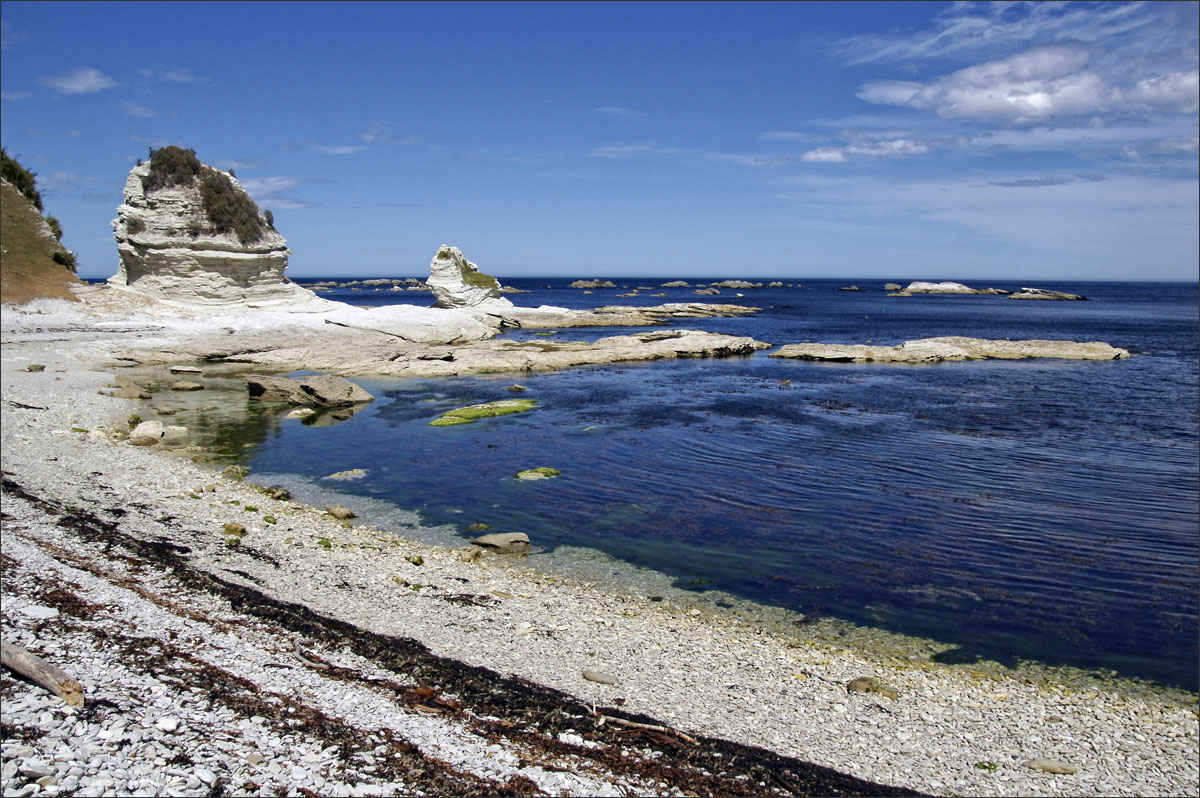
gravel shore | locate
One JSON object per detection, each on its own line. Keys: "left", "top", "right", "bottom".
{"left": 3, "top": 295, "right": 1197, "bottom": 797}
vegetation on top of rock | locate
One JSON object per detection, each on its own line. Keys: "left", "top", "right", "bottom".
{"left": 142, "top": 146, "right": 203, "bottom": 193}
{"left": 45, "top": 216, "right": 63, "bottom": 241}
{"left": 141, "top": 145, "right": 266, "bottom": 245}
{"left": 1, "top": 147, "right": 44, "bottom": 211}
{"left": 429, "top": 399, "right": 537, "bottom": 427}
{"left": 198, "top": 169, "right": 264, "bottom": 245}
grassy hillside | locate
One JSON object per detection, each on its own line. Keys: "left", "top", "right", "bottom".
{"left": 1, "top": 173, "right": 83, "bottom": 304}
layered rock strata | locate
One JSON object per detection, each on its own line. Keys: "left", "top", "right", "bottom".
{"left": 427, "top": 245, "right": 514, "bottom": 313}
{"left": 109, "top": 158, "right": 321, "bottom": 308}
{"left": 771, "top": 337, "right": 1130, "bottom": 363}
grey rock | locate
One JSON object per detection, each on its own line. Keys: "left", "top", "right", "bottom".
{"left": 771, "top": 336, "right": 1130, "bottom": 363}
{"left": 1009, "top": 287, "right": 1088, "bottom": 301}
{"left": 129, "top": 420, "right": 165, "bottom": 446}
{"left": 327, "top": 505, "right": 356, "bottom": 520}
{"left": 169, "top": 381, "right": 203, "bottom": 391}
{"left": 582, "top": 669, "right": 618, "bottom": 685}
{"left": 1023, "top": 757, "right": 1078, "bottom": 775}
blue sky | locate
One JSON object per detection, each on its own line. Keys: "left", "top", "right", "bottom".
{"left": 2, "top": 1, "right": 1197, "bottom": 281}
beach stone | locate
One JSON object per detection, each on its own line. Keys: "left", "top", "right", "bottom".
{"left": 155, "top": 716, "right": 180, "bottom": 733}
{"left": 583, "top": 669, "right": 618, "bottom": 685}
{"left": 327, "top": 505, "right": 356, "bottom": 520}
{"left": 470, "top": 532, "right": 530, "bottom": 555}
{"left": 26, "top": 364, "right": 45, "bottom": 372}
{"left": 222, "top": 465, "right": 249, "bottom": 481}
{"left": 108, "top": 375, "right": 152, "bottom": 400}
{"left": 19, "top": 605, "right": 59, "bottom": 620}
{"left": 168, "top": 365, "right": 202, "bottom": 374}
{"left": 170, "top": 381, "right": 203, "bottom": 391}
{"left": 847, "top": 676, "right": 899, "bottom": 700}
{"left": 224, "top": 523, "right": 246, "bottom": 536}
{"left": 293, "top": 374, "right": 375, "bottom": 407}
{"left": 129, "top": 420, "right": 165, "bottom": 446}
{"left": 261, "top": 485, "right": 292, "bottom": 500}
{"left": 1023, "top": 758, "right": 1078, "bottom": 775}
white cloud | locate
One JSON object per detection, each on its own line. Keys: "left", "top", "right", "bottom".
{"left": 139, "top": 67, "right": 205, "bottom": 84}
{"left": 42, "top": 67, "right": 117, "bottom": 95}
{"left": 1126, "top": 71, "right": 1200, "bottom": 113}
{"left": 802, "top": 138, "right": 928, "bottom": 163}
{"left": 801, "top": 147, "right": 848, "bottom": 163}
{"left": 856, "top": 80, "right": 923, "bottom": 106}
{"left": 312, "top": 145, "right": 365, "bottom": 155}
{"left": 1, "top": 90, "right": 32, "bottom": 101}
{"left": 122, "top": 102, "right": 157, "bottom": 118}
{"left": 362, "top": 120, "right": 416, "bottom": 143}
{"left": 238, "top": 176, "right": 315, "bottom": 209}
{"left": 760, "top": 131, "right": 814, "bottom": 142}
{"left": 587, "top": 143, "right": 676, "bottom": 159}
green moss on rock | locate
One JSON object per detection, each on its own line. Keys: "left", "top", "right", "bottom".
{"left": 430, "top": 399, "right": 536, "bottom": 426}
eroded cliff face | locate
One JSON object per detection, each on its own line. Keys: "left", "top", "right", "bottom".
{"left": 109, "top": 160, "right": 319, "bottom": 308}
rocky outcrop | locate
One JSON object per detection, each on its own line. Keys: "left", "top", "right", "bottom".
{"left": 771, "top": 337, "right": 1130, "bottom": 363}
{"left": 890, "top": 281, "right": 1009, "bottom": 296}
{"left": 569, "top": 279, "right": 616, "bottom": 289}
{"left": 1008, "top": 287, "right": 1088, "bottom": 301}
{"left": 427, "top": 246, "right": 513, "bottom": 312}
{"left": 109, "top": 150, "right": 322, "bottom": 309}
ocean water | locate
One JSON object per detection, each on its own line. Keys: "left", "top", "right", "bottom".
{"left": 188, "top": 278, "right": 1200, "bottom": 691}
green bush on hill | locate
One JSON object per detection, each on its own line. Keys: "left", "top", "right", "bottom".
{"left": 51, "top": 250, "right": 78, "bottom": 271}
{"left": 46, "top": 216, "right": 63, "bottom": 241}
{"left": 2, "top": 147, "right": 44, "bottom": 211}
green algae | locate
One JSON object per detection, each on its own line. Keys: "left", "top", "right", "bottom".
{"left": 429, "top": 399, "right": 536, "bottom": 427}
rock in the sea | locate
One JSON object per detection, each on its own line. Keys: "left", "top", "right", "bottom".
{"left": 839, "top": 285, "right": 860, "bottom": 291}
{"left": 1008, "top": 287, "right": 1088, "bottom": 301}
{"left": 470, "top": 532, "right": 530, "bottom": 554}
{"left": 168, "top": 365, "right": 203, "bottom": 374}
{"left": 430, "top": 399, "right": 537, "bottom": 426}
{"left": 516, "top": 467, "right": 561, "bottom": 480}
{"left": 893, "top": 281, "right": 1009, "bottom": 296}
{"left": 323, "top": 468, "right": 367, "bottom": 481}
{"left": 245, "top": 374, "right": 374, "bottom": 407}
{"left": 427, "top": 245, "right": 514, "bottom": 312}
{"left": 109, "top": 147, "right": 322, "bottom": 308}
{"left": 771, "top": 336, "right": 1130, "bottom": 363}
{"left": 570, "top": 279, "right": 616, "bottom": 289}
{"left": 107, "top": 375, "right": 152, "bottom": 400}
{"left": 170, "top": 381, "right": 203, "bottom": 391}
{"left": 884, "top": 283, "right": 902, "bottom": 291}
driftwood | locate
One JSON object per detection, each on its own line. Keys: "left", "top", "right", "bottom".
{"left": 1, "top": 638, "right": 85, "bottom": 707}
{"left": 593, "top": 711, "right": 697, "bottom": 744}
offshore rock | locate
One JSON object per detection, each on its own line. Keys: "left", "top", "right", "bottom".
{"left": 1008, "top": 287, "right": 1088, "bottom": 301}
{"left": 891, "top": 281, "right": 1009, "bottom": 296}
{"left": 771, "top": 336, "right": 1130, "bottom": 363}
{"left": 245, "top": 374, "right": 374, "bottom": 407}
{"left": 427, "top": 245, "right": 513, "bottom": 312}
{"left": 109, "top": 159, "right": 322, "bottom": 309}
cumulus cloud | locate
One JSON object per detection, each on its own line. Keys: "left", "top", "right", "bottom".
{"left": 856, "top": 80, "right": 923, "bottom": 106}
{"left": 1126, "top": 71, "right": 1200, "bottom": 113}
{"left": 41, "top": 67, "right": 117, "bottom": 95}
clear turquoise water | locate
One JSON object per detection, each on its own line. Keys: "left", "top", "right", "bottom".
{"left": 238, "top": 278, "right": 1199, "bottom": 690}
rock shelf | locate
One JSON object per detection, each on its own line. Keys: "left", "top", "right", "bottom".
{"left": 2, "top": 293, "right": 1195, "bottom": 798}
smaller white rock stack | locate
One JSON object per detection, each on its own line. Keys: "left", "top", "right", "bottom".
{"left": 426, "top": 245, "right": 514, "bottom": 312}
{"left": 109, "top": 148, "right": 320, "bottom": 308}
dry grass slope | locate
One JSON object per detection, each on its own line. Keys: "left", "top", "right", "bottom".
{"left": 1, "top": 180, "right": 82, "bottom": 304}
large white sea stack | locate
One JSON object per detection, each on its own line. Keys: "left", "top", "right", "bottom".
{"left": 426, "top": 245, "right": 514, "bottom": 312}
{"left": 109, "top": 150, "right": 320, "bottom": 308}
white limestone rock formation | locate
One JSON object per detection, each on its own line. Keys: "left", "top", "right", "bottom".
{"left": 427, "top": 245, "right": 514, "bottom": 313}
{"left": 892, "top": 281, "right": 1009, "bottom": 296}
{"left": 109, "top": 149, "right": 323, "bottom": 308}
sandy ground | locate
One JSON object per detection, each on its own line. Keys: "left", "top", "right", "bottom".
{"left": 2, "top": 291, "right": 1197, "bottom": 797}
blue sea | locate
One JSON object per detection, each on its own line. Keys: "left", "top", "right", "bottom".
{"left": 200, "top": 278, "right": 1200, "bottom": 692}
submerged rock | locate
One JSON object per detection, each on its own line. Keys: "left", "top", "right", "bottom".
{"left": 429, "top": 399, "right": 537, "bottom": 426}
{"left": 516, "top": 467, "right": 561, "bottom": 480}
{"left": 470, "top": 532, "right": 531, "bottom": 554}
{"left": 771, "top": 336, "right": 1130, "bottom": 363}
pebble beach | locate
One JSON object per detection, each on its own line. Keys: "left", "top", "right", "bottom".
{"left": 2, "top": 294, "right": 1197, "bottom": 797}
